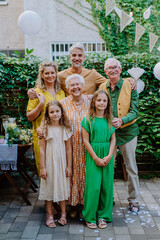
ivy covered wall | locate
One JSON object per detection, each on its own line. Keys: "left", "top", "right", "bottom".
{"left": 86, "top": 0, "right": 160, "bottom": 55}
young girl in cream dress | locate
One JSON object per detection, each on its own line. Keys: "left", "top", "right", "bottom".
{"left": 39, "top": 100, "right": 72, "bottom": 228}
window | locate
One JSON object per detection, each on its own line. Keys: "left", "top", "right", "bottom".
{"left": 50, "top": 42, "right": 106, "bottom": 60}
{"left": 0, "top": 0, "right": 8, "bottom": 5}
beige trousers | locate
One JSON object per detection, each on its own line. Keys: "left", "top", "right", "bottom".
{"left": 115, "top": 136, "right": 139, "bottom": 203}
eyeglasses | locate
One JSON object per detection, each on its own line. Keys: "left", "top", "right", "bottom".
{"left": 106, "top": 66, "right": 120, "bottom": 71}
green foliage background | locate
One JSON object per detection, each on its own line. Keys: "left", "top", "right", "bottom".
{"left": 0, "top": 51, "right": 159, "bottom": 161}
{"left": 86, "top": 0, "right": 160, "bottom": 55}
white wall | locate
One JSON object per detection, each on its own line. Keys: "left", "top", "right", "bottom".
{"left": 24, "top": 0, "right": 104, "bottom": 60}
{"left": 0, "top": 0, "right": 24, "bottom": 50}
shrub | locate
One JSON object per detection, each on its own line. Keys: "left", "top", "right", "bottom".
{"left": 0, "top": 51, "right": 159, "bottom": 160}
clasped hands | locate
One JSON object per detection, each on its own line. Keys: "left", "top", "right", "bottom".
{"left": 94, "top": 155, "right": 111, "bottom": 167}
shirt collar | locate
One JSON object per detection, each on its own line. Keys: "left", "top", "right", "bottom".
{"left": 106, "top": 77, "right": 123, "bottom": 89}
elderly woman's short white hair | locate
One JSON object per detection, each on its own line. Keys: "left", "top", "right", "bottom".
{"left": 104, "top": 58, "right": 121, "bottom": 70}
{"left": 69, "top": 43, "right": 85, "bottom": 54}
{"left": 65, "top": 74, "right": 85, "bottom": 89}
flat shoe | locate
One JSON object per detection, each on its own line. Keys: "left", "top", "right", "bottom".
{"left": 129, "top": 202, "right": 140, "bottom": 213}
{"left": 98, "top": 219, "right": 107, "bottom": 229}
{"left": 86, "top": 222, "right": 97, "bottom": 229}
{"left": 58, "top": 214, "right": 67, "bottom": 226}
{"left": 46, "top": 214, "right": 56, "bottom": 228}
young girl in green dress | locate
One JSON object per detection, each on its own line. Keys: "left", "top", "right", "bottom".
{"left": 81, "top": 89, "right": 116, "bottom": 229}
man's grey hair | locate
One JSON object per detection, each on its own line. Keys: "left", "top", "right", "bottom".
{"left": 104, "top": 58, "right": 122, "bottom": 70}
{"left": 65, "top": 74, "right": 85, "bottom": 89}
{"left": 69, "top": 43, "right": 85, "bottom": 54}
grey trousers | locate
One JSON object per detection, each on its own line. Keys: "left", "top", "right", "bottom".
{"left": 115, "top": 136, "right": 140, "bottom": 203}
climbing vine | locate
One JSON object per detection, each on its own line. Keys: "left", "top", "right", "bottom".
{"left": 86, "top": 0, "right": 160, "bottom": 55}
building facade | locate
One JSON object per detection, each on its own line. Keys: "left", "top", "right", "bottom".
{"left": 0, "top": 0, "right": 106, "bottom": 59}
{"left": 0, "top": 0, "right": 24, "bottom": 56}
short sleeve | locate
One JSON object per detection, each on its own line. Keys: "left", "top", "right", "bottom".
{"left": 81, "top": 116, "right": 90, "bottom": 133}
{"left": 45, "top": 127, "right": 54, "bottom": 141}
{"left": 27, "top": 88, "right": 41, "bottom": 112}
{"left": 63, "top": 127, "right": 72, "bottom": 141}
{"left": 27, "top": 98, "right": 39, "bottom": 112}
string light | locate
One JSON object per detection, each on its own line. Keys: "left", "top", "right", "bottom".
{"left": 129, "top": 8, "right": 133, "bottom": 17}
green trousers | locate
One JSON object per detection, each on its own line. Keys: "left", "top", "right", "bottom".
{"left": 82, "top": 156, "right": 114, "bottom": 224}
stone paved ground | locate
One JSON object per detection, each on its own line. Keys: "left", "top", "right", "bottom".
{"left": 1, "top": 175, "right": 160, "bottom": 240}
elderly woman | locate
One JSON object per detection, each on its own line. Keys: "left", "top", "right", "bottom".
{"left": 27, "top": 61, "right": 65, "bottom": 177}
{"left": 60, "top": 74, "right": 90, "bottom": 218}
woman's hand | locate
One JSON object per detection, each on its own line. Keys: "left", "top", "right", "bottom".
{"left": 94, "top": 157, "right": 105, "bottom": 167}
{"left": 40, "top": 168, "right": 48, "bottom": 179}
{"left": 36, "top": 127, "right": 44, "bottom": 139}
{"left": 37, "top": 93, "right": 45, "bottom": 105}
{"left": 28, "top": 88, "right": 37, "bottom": 100}
{"left": 66, "top": 167, "right": 72, "bottom": 177}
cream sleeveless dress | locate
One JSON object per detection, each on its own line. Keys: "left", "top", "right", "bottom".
{"left": 39, "top": 125, "right": 72, "bottom": 202}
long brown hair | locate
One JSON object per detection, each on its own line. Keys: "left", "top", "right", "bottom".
{"left": 35, "top": 61, "right": 61, "bottom": 93}
{"left": 42, "top": 100, "right": 72, "bottom": 137}
{"left": 87, "top": 89, "right": 113, "bottom": 127}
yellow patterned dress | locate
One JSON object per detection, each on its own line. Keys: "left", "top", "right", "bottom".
{"left": 60, "top": 95, "right": 90, "bottom": 206}
{"left": 27, "top": 88, "right": 65, "bottom": 177}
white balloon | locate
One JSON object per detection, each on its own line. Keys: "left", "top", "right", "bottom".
{"left": 137, "top": 79, "right": 145, "bottom": 94}
{"left": 18, "top": 11, "right": 42, "bottom": 35}
{"left": 153, "top": 62, "right": 160, "bottom": 80}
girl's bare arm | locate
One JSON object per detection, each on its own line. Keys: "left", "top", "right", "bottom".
{"left": 103, "top": 132, "right": 116, "bottom": 166}
{"left": 65, "top": 137, "right": 72, "bottom": 177}
{"left": 82, "top": 127, "right": 105, "bottom": 167}
{"left": 39, "top": 137, "right": 47, "bottom": 179}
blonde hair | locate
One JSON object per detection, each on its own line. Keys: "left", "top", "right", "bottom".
{"left": 42, "top": 100, "right": 72, "bottom": 137}
{"left": 35, "top": 61, "right": 61, "bottom": 92}
{"left": 87, "top": 89, "right": 113, "bottom": 127}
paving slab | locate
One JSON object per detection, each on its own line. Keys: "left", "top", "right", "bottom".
{"left": 1, "top": 176, "right": 160, "bottom": 240}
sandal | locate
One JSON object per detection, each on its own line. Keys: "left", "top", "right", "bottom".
{"left": 98, "top": 219, "right": 107, "bottom": 229}
{"left": 86, "top": 222, "right": 97, "bottom": 229}
{"left": 46, "top": 214, "right": 56, "bottom": 228}
{"left": 129, "top": 202, "right": 140, "bottom": 213}
{"left": 58, "top": 213, "right": 67, "bottom": 226}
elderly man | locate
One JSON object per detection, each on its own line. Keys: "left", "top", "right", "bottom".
{"left": 99, "top": 58, "right": 140, "bottom": 212}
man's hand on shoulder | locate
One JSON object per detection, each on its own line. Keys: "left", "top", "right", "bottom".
{"left": 27, "top": 88, "right": 38, "bottom": 100}
{"left": 128, "top": 77, "right": 137, "bottom": 90}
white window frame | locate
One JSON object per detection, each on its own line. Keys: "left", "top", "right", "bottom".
{"left": 50, "top": 41, "right": 107, "bottom": 61}
{"left": 0, "top": 0, "right": 8, "bottom": 6}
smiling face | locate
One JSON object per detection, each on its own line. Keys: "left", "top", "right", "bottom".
{"left": 48, "top": 105, "right": 62, "bottom": 123}
{"left": 68, "top": 77, "right": 83, "bottom": 98}
{"left": 95, "top": 93, "right": 108, "bottom": 112}
{"left": 104, "top": 60, "right": 122, "bottom": 82}
{"left": 69, "top": 48, "right": 85, "bottom": 68}
{"left": 42, "top": 66, "right": 57, "bottom": 86}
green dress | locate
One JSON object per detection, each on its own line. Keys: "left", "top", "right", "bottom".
{"left": 81, "top": 116, "right": 115, "bottom": 223}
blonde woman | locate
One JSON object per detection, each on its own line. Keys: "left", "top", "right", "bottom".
{"left": 27, "top": 61, "right": 65, "bottom": 177}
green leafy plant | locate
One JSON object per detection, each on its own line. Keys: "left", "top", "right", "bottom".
{"left": 7, "top": 123, "right": 32, "bottom": 146}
